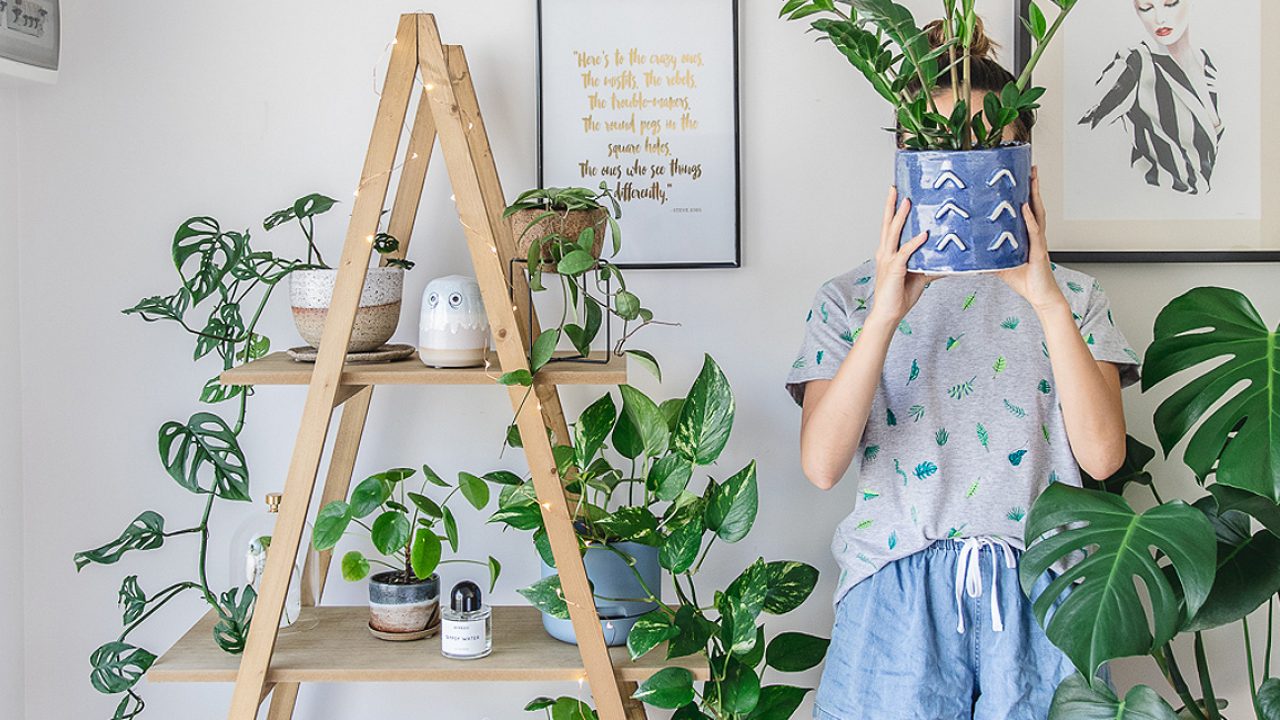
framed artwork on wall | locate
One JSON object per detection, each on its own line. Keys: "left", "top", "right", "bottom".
{"left": 1015, "top": 0, "right": 1280, "bottom": 262}
{"left": 536, "top": 0, "right": 742, "bottom": 268}
{"left": 0, "top": 0, "right": 59, "bottom": 83}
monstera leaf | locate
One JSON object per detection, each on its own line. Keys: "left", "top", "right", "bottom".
{"left": 171, "top": 217, "right": 244, "bottom": 304}
{"left": 1182, "top": 496, "right": 1280, "bottom": 632}
{"left": 1048, "top": 673, "right": 1177, "bottom": 720}
{"left": 1142, "top": 287, "right": 1280, "bottom": 502}
{"left": 1021, "top": 484, "right": 1217, "bottom": 678}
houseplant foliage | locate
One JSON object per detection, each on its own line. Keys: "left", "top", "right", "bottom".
{"left": 1020, "top": 287, "right": 1280, "bottom": 720}
{"left": 489, "top": 355, "right": 827, "bottom": 719}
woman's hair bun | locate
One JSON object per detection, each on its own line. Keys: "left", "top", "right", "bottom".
{"left": 924, "top": 16, "right": 997, "bottom": 60}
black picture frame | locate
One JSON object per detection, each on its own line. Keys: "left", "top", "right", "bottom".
{"left": 1012, "top": 0, "right": 1280, "bottom": 264}
{"left": 534, "top": 0, "right": 743, "bottom": 269}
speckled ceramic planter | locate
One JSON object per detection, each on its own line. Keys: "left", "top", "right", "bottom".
{"left": 368, "top": 571, "right": 440, "bottom": 636}
{"left": 290, "top": 267, "right": 403, "bottom": 352}
{"left": 508, "top": 207, "right": 607, "bottom": 262}
{"left": 896, "top": 143, "right": 1032, "bottom": 274}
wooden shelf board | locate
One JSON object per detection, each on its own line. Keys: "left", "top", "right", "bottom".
{"left": 149, "top": 605, "right": 707, "bottom": 684}
{"left": 220, "top": 351, "right": 626, "bottom": 387}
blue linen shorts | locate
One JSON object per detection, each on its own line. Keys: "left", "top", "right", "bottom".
{"left": 813, "top": 538, "right": 1111, "bottom": 720}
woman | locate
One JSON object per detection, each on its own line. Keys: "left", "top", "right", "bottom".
{"left": 1079, "top": 0, "right": 1223, "bottom": 194}
{"left": 787, "top": 20, "right": 1141, "bottom": 720}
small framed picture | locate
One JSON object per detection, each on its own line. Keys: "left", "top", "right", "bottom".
{"left": 1016, "top": 0, "right": 1280, "bottom": 262}
{"left": 0, "top": 0, "right": 60, "bottom": 81}
{"left": 536, "top": 0, "right": 742, "bottom": 268}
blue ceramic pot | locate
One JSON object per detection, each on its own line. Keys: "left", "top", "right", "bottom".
{"left": 895, "top": 144, "right": 1032, "bottom": 274}
{"left": 538, "top": 541, "right": 661, "bottom": 647}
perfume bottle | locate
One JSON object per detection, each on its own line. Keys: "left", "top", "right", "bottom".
{"left": 440, "top": 580, "right": 492, "bottom": 659}
{"left": 229, "top": 492, "right": 320, "bottom": 631}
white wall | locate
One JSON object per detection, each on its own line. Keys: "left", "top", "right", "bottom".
{"left": 10, "top": 1, "right": 1276, "bottom": 718}
{"left": 0, "top": 85, "right": 26, "bottom": 720}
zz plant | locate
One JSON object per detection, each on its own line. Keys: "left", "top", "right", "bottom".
{"left": 488, "top": 355, "right": 827, "bottom": 719}
{"left": 1020, "top": 287, "right": 1280, "bottom": 720}
{"left": 780, "top": 0, "right": 1076, "bottom": 149}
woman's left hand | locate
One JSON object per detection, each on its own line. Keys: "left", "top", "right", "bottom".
{"left": 996, "top": 166, "right": 1066, "bottom": 312}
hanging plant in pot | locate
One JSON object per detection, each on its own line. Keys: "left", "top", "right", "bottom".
{"left": 310, "top": 465, "right": 500, "bottom": 640}
{"left": 267, "top": 193, "right": 415, "bottom": 353}
{"left": 783, "top": 0, "right": 1079, "bottom": 274}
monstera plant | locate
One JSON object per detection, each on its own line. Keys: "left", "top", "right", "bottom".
{"left": 487, "top": 355, "right": 827, "bottom": 719}
{"left": 1020, "top": 287, "right": 1280, "bottom": 720}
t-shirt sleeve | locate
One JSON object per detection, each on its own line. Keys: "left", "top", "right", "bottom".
{"left": 1078, "top": 280, "right": 1142, "bottom": 389}
{"left": 784, "top": 281, "right": 858, "bottom": 407}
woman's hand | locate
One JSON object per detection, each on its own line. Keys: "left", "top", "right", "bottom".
{"left": 868, "top": 186, "right": 933, "bottom": 329}
{"left": 996, "top": 167, "right": 1066, "bottom": 312}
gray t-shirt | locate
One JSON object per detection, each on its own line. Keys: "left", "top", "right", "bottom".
{"left": 786, "top": 261, "right": 1141, "bottom": 606}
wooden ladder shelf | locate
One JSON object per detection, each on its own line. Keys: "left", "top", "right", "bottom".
{"left": 146, "top": 14, "right": 705, "bottom": 720}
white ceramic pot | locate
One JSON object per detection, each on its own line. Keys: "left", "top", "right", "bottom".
{"left": 290, "top": 267, "right": 403, "bottom": 352}
{"left": 419, "top": 275, "right": 489, "bottom": 368}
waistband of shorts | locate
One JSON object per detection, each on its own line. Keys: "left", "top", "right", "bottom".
{"left": 921, "top": 537, "right": 1024, "bottom": 554}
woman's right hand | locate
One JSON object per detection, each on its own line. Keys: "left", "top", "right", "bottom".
{"left": 868, "top": 186, "right": 933, "bottom": 329}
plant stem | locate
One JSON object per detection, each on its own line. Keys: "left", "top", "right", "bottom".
{"left": 1150, "top": 483, "right": 1167, "bottom": 505}
{"left": 1266, "top": 597, "right": 1274, "bottom": 679}
{"left": 196, "top": 492, "right": 218, "bottom": 606}
{"left": 1015, "top": 5, "right": 1072, "bottom": 91}
{"left": 1193, "top": 632, "right": 1221, "bottom": 720}
{"left": 1243, "top": 615, "right": 1261, "bottom": 718}
{"left": 693, "top": 535, "right": 716, "bottom": 574}
{"left": 118, "top": 582, "right": 200, "bottom": 640}
{"left": 1155, "top": 644, "right": 1208, "bottom": 720}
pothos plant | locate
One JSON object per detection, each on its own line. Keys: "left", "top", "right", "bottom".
{"left": 780, "top": 0, "right": 1078, "bottom": 149}
{"left": 498, "top": 182, "right": 666, "bottom": 393}
{"left": 311, "top": 465, "right": 501, "bottom": 590}
{"left": 1020, "top": 287, "right": 1280, "bottom": 720}
{"left": 488, "top": 355, "right": 827, "bottom": 719}
{"left": 71, "top": 193, "right": 397, "bottom": 720}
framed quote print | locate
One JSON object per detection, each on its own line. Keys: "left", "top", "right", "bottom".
{"left": 536, "top": 0, "right": 742, "bottom": 268}
{"left": 1015, "top": 0, "right": 1280, "bottom": 262}
{"left": 0, "top": 0, "right": 59, "bottom": 82}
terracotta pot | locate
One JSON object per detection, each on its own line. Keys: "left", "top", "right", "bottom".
{"left": 507, "top": 206, "right": 608, "bottom": 262}
{"left": 368, "top": 571, "right": 440, "bottom": 636}
{"left": 289, "top": 267, "right": 403, "bottom": 352}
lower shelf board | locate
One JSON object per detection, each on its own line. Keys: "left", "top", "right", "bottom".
{"left": 148, "top": 605, "right": 708, "bottom": 684}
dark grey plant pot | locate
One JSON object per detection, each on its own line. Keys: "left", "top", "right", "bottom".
{"left": 538, "top": 541, "right": 661, "bottom": 647}
{"left": 368, "top": 571, "right": 440, "bottom": 635}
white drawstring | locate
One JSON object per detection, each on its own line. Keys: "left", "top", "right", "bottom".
{"left": 953, "top": 537, "right": 1018, "bottom": 634}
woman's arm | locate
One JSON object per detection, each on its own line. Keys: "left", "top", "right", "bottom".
{"left": 997, "top": 168, "right": 1127, "bottom": 478}
{"left": 800, "top": 187, "right": 931, "bottom": 489}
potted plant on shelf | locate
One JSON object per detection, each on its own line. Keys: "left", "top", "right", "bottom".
{"left": 311, "top": 465, "right": 501, "bottom": 640}
{"left": 497, "top": 182, "right": 668, "bottom": 393}
{"left": 781, "top": 0, "right": 1079, "bottom": 274}
{"left": 268, "top": 193, "right": 415, "bottom": 353}
{"left": 1019, "top": 287, "right": 1280, "bottom": 719}
{"left": 487, "top": 356, "right": 828, "bottom": 719}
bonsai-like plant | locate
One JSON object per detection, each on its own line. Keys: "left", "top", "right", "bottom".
{"left": 264, "top": 192, "right": 414, "bottom": 270}
{"left": 488, "top": 356, "right": 826, "bottom": 719}
{"left": 498, "top": 182, "right": 666, "bottom": 391}
{"left": 780, "top": 0, "right": 1077, "bottom": 150}
{"left": 311, "top": 465, "right": 500, "bottom": 590}
{"left": 1020, "top": 287, "right": 1280, "bottom": 720}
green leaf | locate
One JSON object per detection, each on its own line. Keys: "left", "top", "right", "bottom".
{"left": 457, "top": 472, "right": 491, "bottom": 510}
{"left": 765, "top": 632, "right": 830, "bottom": 672}
{"left": 370, "top": 467, "right": 416, "bottom": 484}
{"left": 667, "top": 605, "right": 715, "bottom": 659}
{"left": 611, "top": 404, "right": 644, "bottom": 460}
{"left": 620, "top": 385, "right": 668, "bottom": 458}
{"left": 557, "top": 249, "right": 596, "bottom": 276}
{"left": 483, "top": 470, "right": 523, "bottom": 486}
{"left": 407, "top": 491, "right": 443, "bottom": 520}
{"left": 489, "top": 502, "right": 544, "bottom": 532}
{"left": 410, "top": 528, "right": 442, "bottom": 580}
{"left": 614, "top": 290, "right": 641, "bottom": 320}
{"left": 171, "top": 217, "right": 242, "bottom": 304}
{"left": 442, "top": 506, "right": 459, "bottom": 553}
{"left": 531, "top": 328, "right": 560, "bottom": 373}
{"left": 627, "top": 609, "right": 678, "bottom": 660}
{"left": 706, "top": 461, "right": 758, "bottom": 542}
{"left": 74, "top": 512, "right": 166, "bottom": 570}
{"left": 1258, "top": 677, "right": 1280, "bottom": 720}
{"left": 350, "top": 476, "right": 392, "bottom": 518}
{"left": 1142, "top": 287, "right": 1280, "bottom": 501}
{"left": 1020, "top": 484, "right": 1218, "bottom": 678}
{"left": 371, "top": 511, "right": 411, "bottom": 555}
{"left": 659, "top": 398, "right": 685, "bottom": 432}
{"left": 550, "top": 697, "right": 599, "bottom": 720}
{"left": 212, "top": 586, "right": 256, "bottom": 654}
{"left": 499, "top": 369, "right": 533, "bottom": 387}
{"left": 1028, "top": 2, "right": 1048, "bottom": 41}
{"left": 762, "top": 561, "right": 819, "bottom": 614}
{"left": 1207, "top": 483, "right": 1280, "bottom": 537}
{"left": 118, "top": 576, "right": 147, "bottom": 624}
{"left": 341, "top": 550, "right": 370, "bottom": 581}
{"left": 725, "top": 558, "right": 769, "bottom": 617}
{"left": 524, "top": 697, "right": 556, "bottom": 712}
{"left": 594, "top": 507, "right": 659, "bottom": 545}
{"left": 1083, "top": 435, "right": 1156, "bottom": 495}
{"left": 719, "top": 594, "right": 758, "bottom": 656}
{"left": 312, "top": 501, "right": 352, "bottom": 551}
{"left": 158, "top": 413, "right": 250, "bottom": 500}
{"left": 420, "top": 463, "right": 449, "bottom": 487}
{"left": 89, "top": 642, "right": 157, "bottom": 694}
{"left": 648, "top": 454, "right": 693, "bottom": 501}
{"left": 660, "top": 513, "right": 705, "bottom": 573}
{"left": 625, "top": 350, "right": 662, "bottom": 381}
{"left": 533, "top": 527, "right": 556, "bottom": 567}
{"left": 291, "top": 193, "right": 338, "bottom": 220}
{"left": 486, "top": 555, "right": 502, "bottom": 593}
{"left": 718, "top": 655, "right": 761, "bottom": 714}
{"left": 743, "top": 685, "right": 811, "bottom": 720}
{"left": 123, "top": 289, "right": 191, "bottom": 324}
{"left": 1047, "top": 673, "right": 1176, "bottom": 720}
{"left": 673, "top": 355, "right": 735, "bottom": 465}
{"left": 518, "top": 574, "right": 569, "bottom": 619}
{"left": 574, "top": 393, "right": 617, "bottom": 466}
{"left": 199, "top": 376, "right": 244, "bottom": 404}
{"left": 632, "top": 667, "right": 695, "bottom": 709}
{"left": 1183, "top": 497, "right": 1280, "bottom": 631}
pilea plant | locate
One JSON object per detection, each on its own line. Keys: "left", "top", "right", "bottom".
{"left": 1021, "top": 287, "right": 1280, "bottom": 720}
{"left": 487, "top": 356, "right": 827, "bottom": 719}
{"left": 780, "top": 0, "right": 1076, "bottom": 149}
{"left": 311, "top": 465, "right": 501, "bottom": 590}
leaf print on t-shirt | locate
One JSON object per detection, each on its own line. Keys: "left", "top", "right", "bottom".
{"left": 840, "top": 328, "right": 858, "bottom": 344}
{"left": 888, "top": 531, "right": 898, "bottom": 550}
{"left": 887, "top": 408, "right": 897, "bottom": 426}
{"left": 962, "top": 291, "right": 977, "bottom": 310}
{"left": 1041, "top": 423, "right": 1051, "bottom": 444}
{"left": 992, "top": 355, "right": 1007, "bottom": 378}
{"left": 907, "top": 359, "right": 920, "bottom": 385}
{"left": 948, "top": 377, "right": 977, "bottom": 400}
{"left": 976, "top": 423, "right": 990, "bottom": 451}
{"left": 820, "top": 302, "right": 830, "bottom": 323}
{"left": 913, "top": 461, "right": 938, "bottom": 480}
{"left": 1001, "top": 316, "right": 1020, "bottom": 330}
{"left": 1007, "top": 506, "right": 1026, "bottom": 522}
{"left": 946, "top": 334, "right": 965, "bottom": 351}
{"left": 1008, "top": 448, "right": 1028, "bottom": 466}
{"left": 965, "top": 479, "right": 980, "bottom": 498}
{"left": 1038, "top": 379, "right": 1052, "bottom": 394}
{"left": 864, "top": 444, "right": 880, "bottom": 462}
{"left": 935, "top": 427, "right": 949, "bottom": 446}
{"left": 893, "top": 459, "right": 908, "bottom": 485}
{"left": 909, "top": 404, "right": 926, "bottom": 422}
{"left": 816, "top": 350, "right": 824, "bottom": 365}
{"left": 862, "top": 488, "right": 880, "bottom": 501}
{"left": 898, "top": 320, "right": 912, "bottom": 335}
{"left": 1003, "top": 399, "right": 1027, "bottom": 418}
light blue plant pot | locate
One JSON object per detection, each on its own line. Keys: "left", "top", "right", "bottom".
{"left": 538, "top": 541, "right": 661, "bottom": 647}
{"left": 896, "top": 143, "right": 1032, "bottom": 274}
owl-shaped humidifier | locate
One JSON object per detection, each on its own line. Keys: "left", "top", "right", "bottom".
{"left": 418, "top": 275, "right": 490, "bottom": 368}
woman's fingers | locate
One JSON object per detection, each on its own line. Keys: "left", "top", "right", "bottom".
{"left": 1022, "top": 203, "right": 1049, "bottom": 261}
{"left": 896, "top": 231, "right": 929, "bottom": 265}
{"left": 1030, "top": 166, "right": 1047, "bottom": 229}
{"left": 878, "top": 186, "right": 899, "bottom": 255}
{"left": 887, "top": 197, "right": 912, "bottom": 249}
